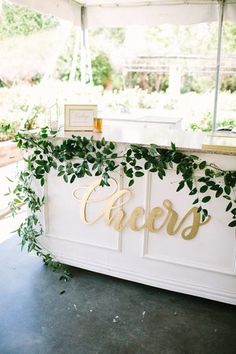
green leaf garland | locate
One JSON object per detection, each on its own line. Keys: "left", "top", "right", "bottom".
{"left": 8, "top": 127, "right": 236, "bottom": 277}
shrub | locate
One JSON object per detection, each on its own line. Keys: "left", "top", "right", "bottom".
{"left": 125, "top": 72, "right": 168, "bottom": 92}
{"left": 190, "top": 112, "right": 236, "bottom": 132}
{"left": 221, "top": 75, "right": 236, "bottom": 93}
{"left": 91, "top": 53, "right": 113, "bottom": 87}
{"left": 181, "top": 75, "right": 201, "bottom": 94}
{"left": 0, "top": 119, "right": 20, "bottom": 141}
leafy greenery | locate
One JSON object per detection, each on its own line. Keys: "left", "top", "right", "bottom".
{"left": 221, "top": 75, "right": 236, "bottom": 93}
{"left": 56, "top": 29, "right": 81, "bottom": 81}
{"left": 181, "top": 74, "right": 202, "bottom": 94}
{"left": 92, "top": 53, "right": 113, "bottom": 87}
{"left": 9, "top": 127, "right": 236, "bottom": 275}
{"left": 0, "top": 119, "right": 20, "bottom": 141}
{"left": 0, "top": 2, "right": 58, "bottom": 39}
{"left": 91, "top": 28, "right": 126, "bottom": 46}
{"left": 20, "top": 104, "right": 45, "bottom": 130}
{"left": 190, "top": 112, "right": 236, "bottom": 132}
{"left": 0, "top": 104, "right": 47, "bottom": 142}
{"left": 57, "top": 42, "right": 113, "bottom": 87}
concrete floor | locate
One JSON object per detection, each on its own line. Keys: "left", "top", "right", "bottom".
{"left": 0, "top": 236, "right": 236, "bottom": 354}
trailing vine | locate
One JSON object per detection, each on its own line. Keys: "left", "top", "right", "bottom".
{"left": 9, "top": 127, "right": 236, "bottom": 276}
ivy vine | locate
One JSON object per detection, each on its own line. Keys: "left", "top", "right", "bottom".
{"left": 9, "top": 127, "right": 236, "bottom": 276}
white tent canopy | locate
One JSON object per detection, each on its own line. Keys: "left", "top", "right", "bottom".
{"left": 10, "top": 0, "right": 236, "bottom": 26}
{"left": 11, "top": 0, "right": 82, "bottom": 26}
{"left": 9, "top": 0, "right": 236, "bottom": 132}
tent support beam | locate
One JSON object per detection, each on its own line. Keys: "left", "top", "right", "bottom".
{"left": 69, "top": 26, "right": 80, "bottom": 82}
{"left": 212, "top": 0, "right": 225, "bottom": 134}
{"left": 80, "top": 6, "right": 92, "bottom": 85}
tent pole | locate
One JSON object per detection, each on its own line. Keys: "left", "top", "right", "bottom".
{"left": 212, "top": 0, "right": 225, "bottom": 134}
{"left": 69, "top": 26, "right": 80, "bottom": 82}
{"left": 80, "top": 6, "right": 92, "bottom": 85}
{"left": 80, "top": 6, "right": 86, "bottom": 84}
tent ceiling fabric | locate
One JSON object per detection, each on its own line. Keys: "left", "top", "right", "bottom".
{"left": 11, "top": 0, "right": 81, "bottom": 25}
{"left": 85, "top": 4, "right": 219, "bottom": 27}
{"left": 10, "top": 0, "right": 236, "bottom": 25}
{"left": 76, "top": 0, "right": 233, "bottom": 4}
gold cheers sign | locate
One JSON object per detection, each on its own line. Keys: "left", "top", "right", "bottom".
{"left": 73, "top": 178, "right": 211, "bottom": 240}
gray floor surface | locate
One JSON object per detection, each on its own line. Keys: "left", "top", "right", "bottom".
{"left": 0, "top": 236, "right": 236, "bottom": 354}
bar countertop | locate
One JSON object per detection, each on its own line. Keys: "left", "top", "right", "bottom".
{"left": 59, "top": 124, "right": 236, "bottom": 156}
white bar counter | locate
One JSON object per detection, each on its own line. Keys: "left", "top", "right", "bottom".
{"left": 61, "top": 124, "right": 236, "bottom": 155}
{"left": 39, "top": 126, "right": 236, "bottom": 304}
{"left": 102, "top": 111, "right": 183, "bottom": 129}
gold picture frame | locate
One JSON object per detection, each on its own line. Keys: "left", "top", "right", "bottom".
{"left": 64, "top": 104, "right": 97, "bottom": 131}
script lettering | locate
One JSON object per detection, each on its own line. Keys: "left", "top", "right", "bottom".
{"left": 75, "top": 178, "right": 211, "bottom": 239}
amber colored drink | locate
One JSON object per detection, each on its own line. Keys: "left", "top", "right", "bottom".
{"left": 94, "top": 118, "right": 103, "bottom": 133}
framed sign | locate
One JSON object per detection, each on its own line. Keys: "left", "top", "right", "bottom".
{"left": 64, "top": 104, "right": 97, "bottom": 131}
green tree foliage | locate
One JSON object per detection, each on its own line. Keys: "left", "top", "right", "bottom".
{"left": 221, "top": 75, "right": 236, "bottom": 93}
{"left": 181, "top": 75, "right": 202, "bottom": 94}
{"left": 0, "top": 118, "right": 20, "bottom": 141}
{"left": 56, "top": 31, "right": 81, "bottom": 81}
{"left": 126, "top": 72, "right": 168, "bottom": 93}
{"left": 0, "top": 2, "right": 58, "bottom": 39}
{"left": 146, "top": 24, "right": 219, "bottom": 54}
{"left": 91, "top": 52, "right": 113, "bottom": 87}
{"left": 57, "top": 40, "right": 114, "bottom": 87}
{"left": 223, "top": 22, "right": 236, "bottom": 53}
{"left": 190, "top": 112, "right": 236, "bottom": 132}
{"left": 91, "top": 28, "right": 125, "bottom": 45}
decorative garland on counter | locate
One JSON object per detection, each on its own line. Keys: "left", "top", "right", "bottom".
{"left": 8, "top": 127, "right": 236, "bottom": 278}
